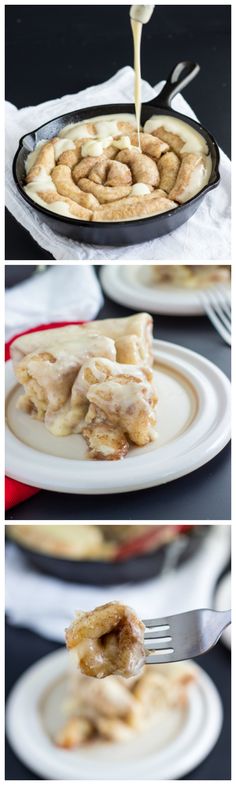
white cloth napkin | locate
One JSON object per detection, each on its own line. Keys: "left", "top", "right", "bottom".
{"left": 5, "top": 527, "right": 230, "bottom": 642}
{"left": 5, "top": 265, "right": 103, "bottom": 341}
{"left": 6, "top": 67, "right": 231, "bottom": 261}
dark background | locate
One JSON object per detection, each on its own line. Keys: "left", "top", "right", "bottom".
{"left": 5, "top": 4, "right": 231, "bottom": 260}
{"left": 5, "top": 265, "right": 231, "bottom": 521}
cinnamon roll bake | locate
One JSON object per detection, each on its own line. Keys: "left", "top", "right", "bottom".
{"left": 54, "top": 659, "right": 196, "bottom": 747}
{"left": 10, "top": 313, "right": 158, "bottom": 460}
{"left": 150, "top": 264, "right": 230, "bottom": 289}
{"left": 23, "top": 113, "right": 212, "bottom": 222}
{"left": 65, "top": 602, "right": 145, "bottom": 679}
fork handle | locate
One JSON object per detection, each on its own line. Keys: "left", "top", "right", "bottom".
{"left": 213, "top": 609, "right": 231, "bottom": 642}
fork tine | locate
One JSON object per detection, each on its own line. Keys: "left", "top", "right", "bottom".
{"left": 201, "top": 300, "right": 231, "bottom": 345}
{"left": 145, "top": 652, "right": 175, "bottom": 664}
{"left": 145, "top": 640, "right": 173, "bottom": 651}
{"left": 208, "top": 292, "right": 231, "bottom": 329}
{"left": 144, "top": 629, "right": 171, "bottom": 639}
{"left": 142, "top": 618, "right": 170, "bottom": 628}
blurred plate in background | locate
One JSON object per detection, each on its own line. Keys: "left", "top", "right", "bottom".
{"left": 100, "top": 265, "right": 231, "bottom": 316}
{"left": 6, "top": 648, "right": 223, "bottom": 781}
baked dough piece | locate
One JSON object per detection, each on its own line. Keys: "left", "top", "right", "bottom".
{"left": 10, "top": 314, "right": 153, "bottom": 366}
{"left": 11, "top": 314, "right": 157, "bottom": 460}
{"left": 51, "top": 165, "right": 99, "bottom": 209}
{"left": 54, "top": 659, "right": 196, "bottom": 748}
{"left": 152, "top": 126, "right": 185, "bottom": 155}
{"left": 158, "top": 151, "right": 180, "bottom": 193}
{"left": 35, "top": 191, "right": 93, "bottom": 220}
{"left": 130, "top": 131, "right": 169, "bottom": 160}
{"left": 116, "top": 148, "right": 159, "bottom": 187}
{"left": 25, "top": 139, "right": 56, "bottom": 182}
{"left": 78, "top": 177, "right": 131, "bottom": 203}
{"left": 93, "top": 193, "right": 177, "bottom": 221}
{"left": 89, "top": 159, "right": 132, "bottom": 186}
{"left": 151, "top": 264, "right": 231, "bottom": 289}
{"left": 169, "top": 153, "right": 209, "bottom": 203}
{"left": 72, "top": 356, "right": 157, "bottom": 459}
{"left": 65, "top": 602, "right": 145, "bottom": 678}
{"left": 14, "top": 335, "right": 116, "bottom": 421}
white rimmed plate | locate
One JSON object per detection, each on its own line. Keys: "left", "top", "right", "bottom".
{"left": 6, "top": 648, "right": 223, "bottom": 781}
{"left": 100, "top": 265, "right": 231, "bottom": 316}
{"left": 5, "top": 340, "right": 231, "bottom": 495}
{"left": 215, "top": 573, "right": 231, "bottom": 649}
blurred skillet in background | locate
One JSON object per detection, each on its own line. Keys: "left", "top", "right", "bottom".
{"left": 7, "top": 524, "right": 209, "bottom": 585}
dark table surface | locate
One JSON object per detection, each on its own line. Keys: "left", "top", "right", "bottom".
{"left": 5, "top": 265, "right": 231, "bottom": 522}
{"left": 5, "top": 5, "right": 231, "bottom": 260}
{"left": 5, "top": 618, "right": 231, "bottom": 780}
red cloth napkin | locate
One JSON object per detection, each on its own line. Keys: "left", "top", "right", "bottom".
{"left": 5, "top": 321, "right": 84, "bottom": 511}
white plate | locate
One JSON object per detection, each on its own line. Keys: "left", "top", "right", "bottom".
{"left": 6, "top": 648, "right": 223, "bottom": 781}
{"left": 100, "top": 265, "right": 231, "bottom": 316}
{"left": 5, "top": 340, "right": 231, "bottom": 495}
{"left": 215, "top": 573, "right": 231, "bottom": 649}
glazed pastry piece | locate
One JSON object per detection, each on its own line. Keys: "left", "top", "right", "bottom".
{"left": 152, "top": 126, "right": 185, "bottom": 155}
{"left": 92, "top": 193, "right": 177, "bottom": 222}
{"left": 11, "top": 314, "right": 157, "bottom": 460}
{"left": 89, "top": 159, "right": 132, "bottom": 187}
{"left": 144, "top": 116, "right": 209, "bottom": 155}
{"left": 10, "top": 313, "right": 153, "bottom": 366}
{"left": 158, "top": 152, "right": 180, "bottom": 193}
{"left": 65, "top": 602, "right": 145, "bottom": 678}
{"left": 78, "top": 178, "right": 131, "bottom": 203}
{"left": 26, "top": 190, "right": 93, "bottom": 220}
{"left": 25, "top": 139, "right": 56, "bottom": 182}
{"left": 14, "top": 335, "right": 116, "bottom": 420}
{"left": 151, "top": 264, "right": 231, "bottom": 289}
{"left": 130, "top": 131, "right": 169, "bottom": 160}
{"left": 73, "top": 356, "right": 157, "bottom": 458}
{"left": 116, "top": 148, "right": 159, "bottom": 187}
{"left": 51, "top": 165, "right": 99, "bottom": 209}
{"left": 44, "top": 357, "right": 157, "bottom": 456}
{"left": 54, "top": 660, "right": 196, "bottom": 748}
{"left": 56, "top": 717, "right": 93, "bottom": 747}
{"left": 169, "top": 153, "right": 210, "bottom": 203}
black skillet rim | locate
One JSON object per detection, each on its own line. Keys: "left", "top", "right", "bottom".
{"left": 12, "top": 102, "right": 220, "bottom": 229}
{"left": 6, "top": 526, "right": 209, "bottom": 585}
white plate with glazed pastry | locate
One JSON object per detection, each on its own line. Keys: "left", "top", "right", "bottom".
{"left": 5, "top": 313, "right": 230, "bottom": 494}
{"left": 6, "top": 647, "right": 223, "bottom": 780}
{"left": 101, "top": 265, "right": 231, "bottom": 316}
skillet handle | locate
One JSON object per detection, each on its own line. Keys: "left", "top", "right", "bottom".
{"left": 149, "top": 61, "right": 200, "bottom": 109}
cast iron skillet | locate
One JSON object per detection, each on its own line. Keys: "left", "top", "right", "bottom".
{"left": 8, "top": 527, "right": 209, "bottom": 585}
{"left": 13, "top": 61, "right": 220, "bottom": 247}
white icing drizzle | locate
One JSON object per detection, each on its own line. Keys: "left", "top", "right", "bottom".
{"left": 53, "top": 138, "right": 75, "bottom": 160}
{"left": 59, "top": 113, "right": 137, "bottom": 140}
{"left": 113, "top": 136, "right": 132, "bottom": 150}
{"left": 24, "top": 170, "right": 56, "bottom": 193}
{"left": 131, "top": 183, "right": 151, "bottom": 195}
{"left": 94, "top": 120, "right": 119, "bottom": 137}
{"left": 177, "top": 157, "right": 212, "bottom": 203}
{"left": 144, "top": 115, "right": 209, "bottom": 155}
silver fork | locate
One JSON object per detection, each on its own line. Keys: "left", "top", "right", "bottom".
{"left": 198, "top": 286, "right": 231, "bottom": 346}
{"left": 143, "top": 609, "right": 231, "bottom": 664}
